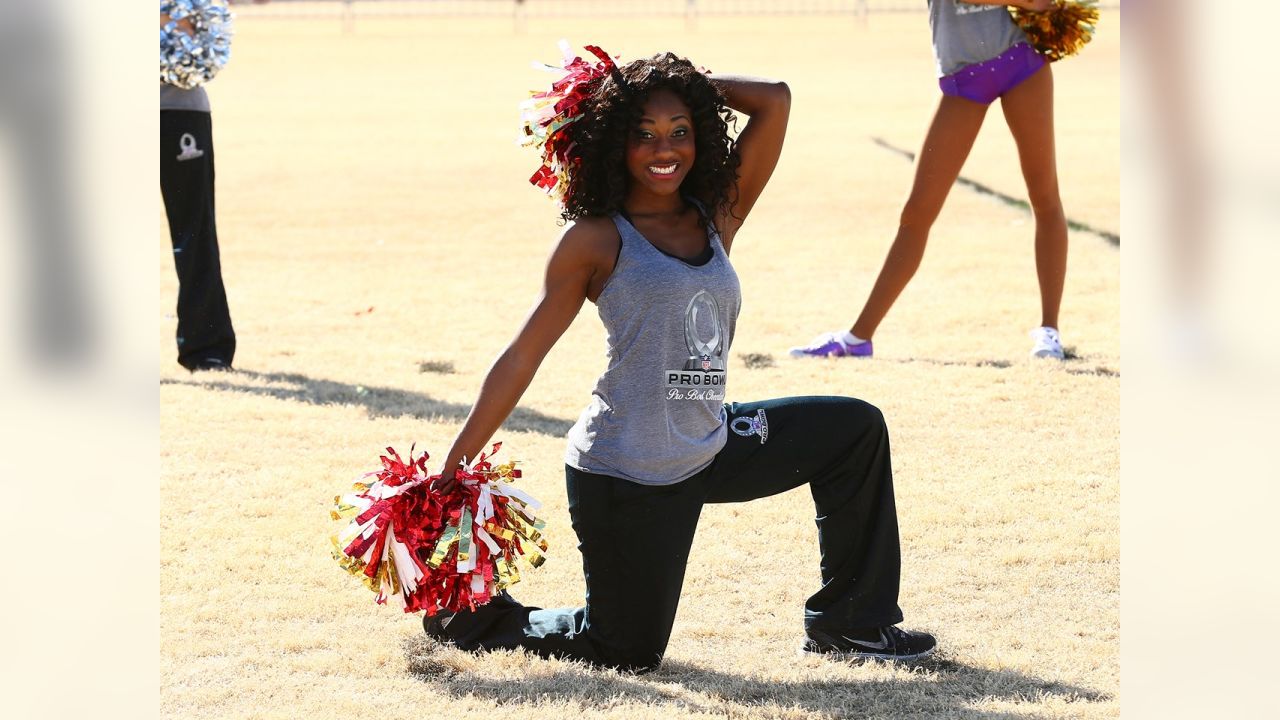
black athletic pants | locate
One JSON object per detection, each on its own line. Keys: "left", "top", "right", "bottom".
{"left": 160, "top": 110, "right": 235, "bottom": 369}
{"left": 440, "top": 396, "right": 904, "bottom": 672}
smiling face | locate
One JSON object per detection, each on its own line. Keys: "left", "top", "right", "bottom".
{"left": 624, "top": 88, "right": 696, "bottom": 203}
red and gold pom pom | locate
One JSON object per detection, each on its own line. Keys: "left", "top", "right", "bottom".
{"left": 520, "top": 41, "right": 619, "bottom": 204}
{"left": 330, "top": 443, "right": 547, "bottom": 616}
{"left": 1009, "top": 0, "right": 1100, "bottom": 63}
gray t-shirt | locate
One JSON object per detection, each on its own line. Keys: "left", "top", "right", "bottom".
{"left": 928, "top": 0, "right": 1029, "bottom": 77}
{"left": 565, "top": 210, "right": 741, "bottom": 485}
{"left": 160, "top": 83, "right": 210, "bottom": 112}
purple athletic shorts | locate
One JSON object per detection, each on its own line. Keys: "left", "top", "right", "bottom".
{"left": 939, "top": 42, "right": 1045, "bottom": 105}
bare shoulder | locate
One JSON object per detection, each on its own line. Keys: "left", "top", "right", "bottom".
{"left": 553, "top": 216, "right": 620, "bottom": 301}
{"left": 551, "top": 216, "right": 620, "bottom": 270}
{"left": 557, "top": 216, "right": 620, "bottom": 258}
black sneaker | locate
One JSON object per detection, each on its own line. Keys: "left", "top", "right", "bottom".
{"left": 189, "top": 358, "right": 233, "bottom": 372}
{"left": 802, "top": 625, "right": 937, "bottom": 662}
{"left": 422, "top": 593, "right": 520, "bottom": 647}
{"left": 422, "top": 609, "right": 456, "bottom": 644}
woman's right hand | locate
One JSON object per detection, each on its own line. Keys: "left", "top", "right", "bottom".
{"left": 1017, "top": 0, "right": 1054, "bottom": 12}
{"left": 430, "top": 466, "right": 458, "bottom": 494}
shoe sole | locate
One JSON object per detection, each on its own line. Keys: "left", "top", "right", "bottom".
{"left": 797, "top": 645, "right": 936, "bottom": 663}
{"left": 788, "top": 351, "right": 873, "bottom": 359}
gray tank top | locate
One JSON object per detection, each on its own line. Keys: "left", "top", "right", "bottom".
{"left": 565, "top": 207, "right": 741, "bottom": 485}
{"left": 928, "top": 0, "right": 1029, "bottom": 77}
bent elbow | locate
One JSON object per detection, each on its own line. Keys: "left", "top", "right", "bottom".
{"left": 773, "top": 80, "right": 792, "bottom": 110}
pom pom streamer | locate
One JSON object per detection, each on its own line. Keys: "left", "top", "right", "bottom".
{"left": 160, "top": 0, "right": 234, "bottom": 89}
{"left": 331, "top": 443, "right": 548, "bottom": 616}
{"left": 1009, "top": 0, "right": 1099, "bottom": 63}
{"left": 519, "top": 41, "right": 620, "bottom": 204}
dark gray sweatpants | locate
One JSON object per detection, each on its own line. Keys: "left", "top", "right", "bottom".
{"left": 438, "top": 395, "right": 904, "bottom": 672}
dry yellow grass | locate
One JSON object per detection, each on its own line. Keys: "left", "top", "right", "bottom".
{"left": 161, "top": 10, "right": 1120, "bottom": 719}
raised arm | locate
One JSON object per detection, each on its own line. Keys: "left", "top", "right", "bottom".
{"left": 709, "top": 74, "right": 791, "bottom": 249}
{"left": 431, "top": 220, "right": 613, "bottom": 492}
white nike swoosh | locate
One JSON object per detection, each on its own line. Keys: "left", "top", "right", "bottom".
{"left": 845, "top": 630, "right": 889, "bottom": 651}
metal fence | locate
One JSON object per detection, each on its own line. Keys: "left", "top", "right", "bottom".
{"left": 234, "top": 1, "right": 962, "bottom": 20}
{"left": 231, "top": 1, "right": 1118, "bottom": 31}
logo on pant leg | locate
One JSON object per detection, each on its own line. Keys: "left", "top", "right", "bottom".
{"left": 177, "top": 133, "right": 205, "bottom": 161}
{"left": 730, "top": 409, "right": 769, "bottom": 444}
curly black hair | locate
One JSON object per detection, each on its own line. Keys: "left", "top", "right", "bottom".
{"left": 558, "top": 52, "right": 741, "bottom": 224}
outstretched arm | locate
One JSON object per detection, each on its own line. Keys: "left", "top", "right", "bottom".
{"left": 709, "top": 74, "right": 791, "bottom": 250}
{"left": 431, "top": 221, "right": 611, "bottom": 492}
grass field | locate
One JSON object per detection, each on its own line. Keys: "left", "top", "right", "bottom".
{"left": 160, "top": 9, "right": 1120, "bottom": 719}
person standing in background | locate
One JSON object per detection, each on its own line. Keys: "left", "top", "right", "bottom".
{"left": 790, "top": 0, "right": 1070, "bottom": 361}
{"left": 159, "top": 0, "right": 265, "bottom": 371}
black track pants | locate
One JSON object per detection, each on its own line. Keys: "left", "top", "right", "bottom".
{"left": 440, "top": 396, "right": 904, "bottom": 672}
{"left": 160, "top": 110, "right": 235, "bottom": 369}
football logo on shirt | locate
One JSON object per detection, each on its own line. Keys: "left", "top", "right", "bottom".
{"left": 665, "top": 289, "right": 727, "bottom": 402}
{"left": 683, "top": 290, "right": 725, "bottom": 371}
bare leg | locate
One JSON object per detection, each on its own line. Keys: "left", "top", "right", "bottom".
{"left": 851, "top": 96, "right": 988, "bottom": 340}
{"left": 999, "top": 64, "right": 1067, "bottom": 330}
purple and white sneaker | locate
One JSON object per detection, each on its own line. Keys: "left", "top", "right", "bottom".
{"left": 788, "top": 332, "right": 873, "bottom": 359}
{"left": 1029, "top": 326, "right": 1064, "bottom": 360}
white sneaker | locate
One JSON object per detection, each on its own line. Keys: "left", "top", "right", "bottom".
{"left": 1029, "top": 326, "right": 1064, "bottom": 359}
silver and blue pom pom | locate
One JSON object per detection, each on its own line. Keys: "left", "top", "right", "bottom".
{"left": 160, "top": 0, "right": 234, "bottom": 89}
